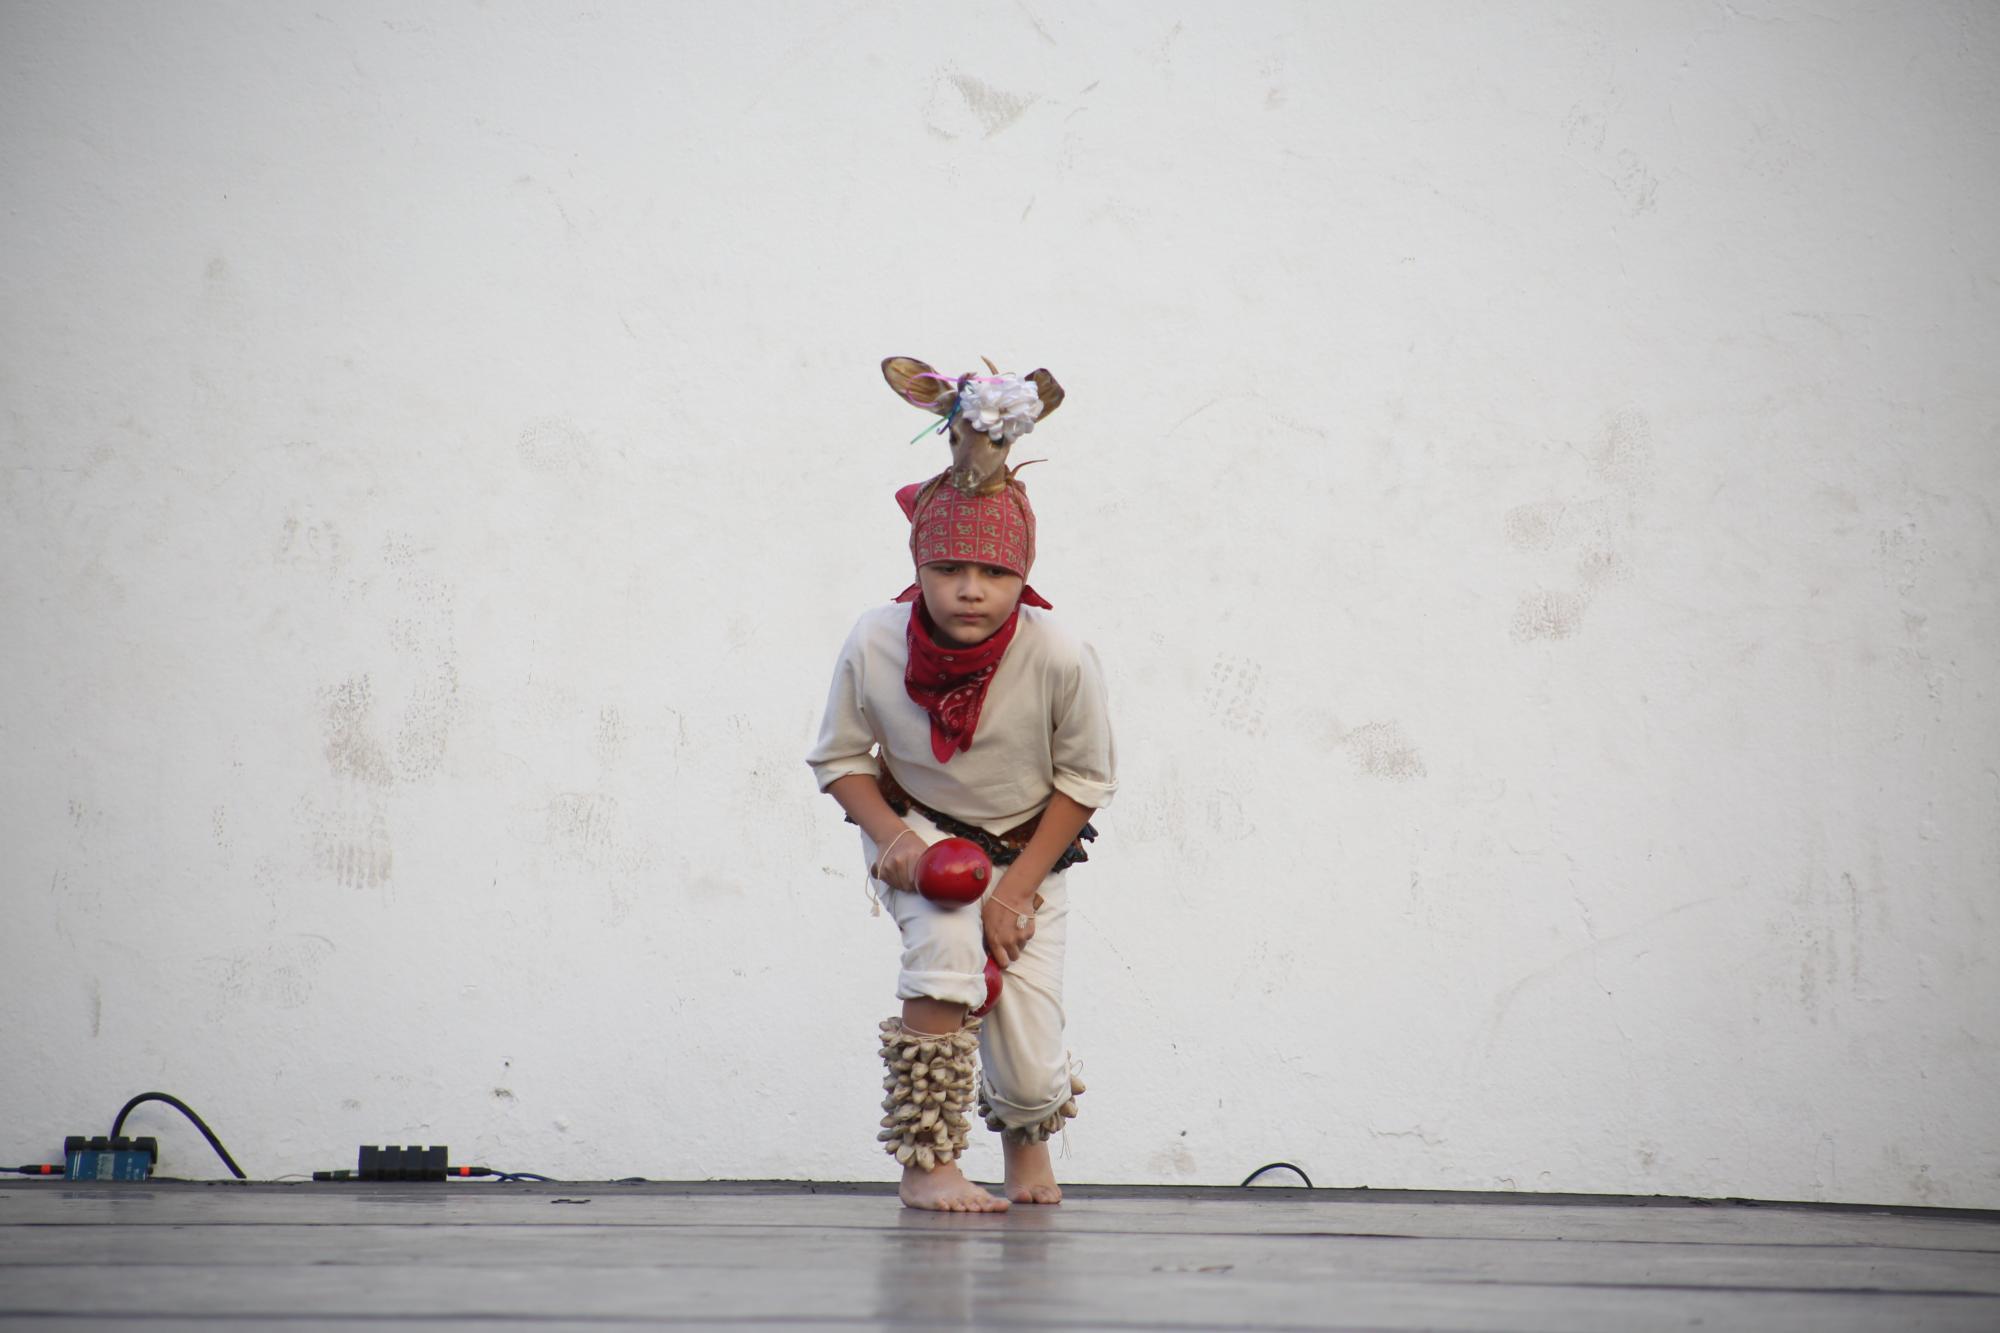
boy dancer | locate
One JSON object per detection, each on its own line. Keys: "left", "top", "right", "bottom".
{"left": 808, "top": 356, "right": 1117, "bottom": 1211}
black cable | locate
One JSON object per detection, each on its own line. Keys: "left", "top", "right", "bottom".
{"left": 1241, "top": 1161, "right": 1313, "bottom": 1188}
{"left": 493, "top": 1171, "right": 556, "bottom": 1183}
{"left": 5, "top": 1165, "right": 65, "bottom": 1176}
{"left": 109, "top": 1092, "right": 246, "bottom": 1180}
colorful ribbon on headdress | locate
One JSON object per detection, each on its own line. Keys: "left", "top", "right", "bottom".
{"left": 899, "top": 372, "right": 1016, "bottom": 410}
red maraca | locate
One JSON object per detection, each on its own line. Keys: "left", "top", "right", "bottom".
{"left": 915, "top": 837, "right": 992, "bottom": 907}
{"left": 971, "top": 956, "right": 1003, "bottom": 1017}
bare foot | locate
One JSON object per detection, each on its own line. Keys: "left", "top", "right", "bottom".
{"left": 900, "top": 1160, "right": 1011, "bottom": 1212}
{"left": 1002, "top": 1137, "right": 1063, "bottom": 1205}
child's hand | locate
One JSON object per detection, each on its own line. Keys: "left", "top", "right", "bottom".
{"left": 981, "top": 890, "right": 1040, "bottom": 967}
{"left": 871, "top": 827, "right": 928, "bottom": 893}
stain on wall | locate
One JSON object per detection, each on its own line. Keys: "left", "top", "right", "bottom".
{"left": 298, "top": 793, "right": 394, "bottom": 892}
{"left": 274, "top": 511, "right": 345, "bottom": 574}
{"left": 1147, "top": 1139, "right": 1198, "bottom": 1178}
{"left": 926, "top": 70, "right": 1039, "bottom": 139}
{"left": 546, "top": 792, "right": 620, "bottom": 868}
{"left": 543, "top": 790, "right": 652, "bottom": 925}
{"left": 1875, "top": 517, "right": 1933, "bottom": 598}
{"left": 1773, "top": 856, "right": 1871, "bottom": 1022}
{"left": 1511, "top": 587, "right": 1591, "bottom": 642}
{"left": 1204, "top": 654, "right": 1267, "bottom": 736}
{"left": 383, "top": 535, "right": 463, "bottom": 783}
{"left": 320, "top": 676, "right": 394, "bottom": 787}
{"left": 595, "top": 705, "right": 624, "bottom": 762}
{"left": 517, "top": 418, "right": 593, "bottom": 474}
{"left": 396, "top": 664, "right": 460, "bottom": 782}
{"left": 199, "top": 935, "right": 337, "bottom": 1020}
{"left": 1509, "top": 408, "right": 1654, "bottom": 643}
{"left": 1334, "top": 720, "right": 1427, "bottom": 781}
{"left": 1559, "top": 61, "right": 1661, "bottom": 216}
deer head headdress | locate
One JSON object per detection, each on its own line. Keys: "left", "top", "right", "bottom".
{"left": 881, "top": 355, "right": 1065, "bottom": 498}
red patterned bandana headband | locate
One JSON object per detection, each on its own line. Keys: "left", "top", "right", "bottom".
{"left": 890, "top": 476, "right": 1052, "bottom": 611}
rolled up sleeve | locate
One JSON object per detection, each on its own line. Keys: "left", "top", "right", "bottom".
{"left": 806, "top": 627, "right": 882, "bottom": 792}
{"left": 1050, "top": 640, "right": 1117, "bottom": 809}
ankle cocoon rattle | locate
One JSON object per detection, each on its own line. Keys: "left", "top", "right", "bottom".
{"left": 876, "top": 1016, "right": 982, "bottom": 1171}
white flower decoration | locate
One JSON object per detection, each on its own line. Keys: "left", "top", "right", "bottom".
{"left": 956, "top": 375, "right": 1043, "bottom": 443}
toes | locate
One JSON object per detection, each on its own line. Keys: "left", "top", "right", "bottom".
{"left": 901, "top": 1176, "right": 1011, "bottom": 1212}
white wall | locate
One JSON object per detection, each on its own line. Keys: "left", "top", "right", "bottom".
{"left": 3, "top": 0, "right": 1995, "bottom": 1208}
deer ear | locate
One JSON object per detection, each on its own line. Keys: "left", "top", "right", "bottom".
{"left": 1027, "top": 368, "right": 1064, "bottom": 420}
{"left": 883, "top": 357, "right": 956, "bottom": 415}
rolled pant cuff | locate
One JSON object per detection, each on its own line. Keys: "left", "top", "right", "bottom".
{"left": 978, "top": 1083, "right": 1069, "bottom": 1132}
{"left": 895, "top": 969, "right": 988, "bottom": 1009}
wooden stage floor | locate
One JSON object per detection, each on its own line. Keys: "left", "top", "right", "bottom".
{"left": 4, "top": 1180, "right": 1997, "bottom": 1330}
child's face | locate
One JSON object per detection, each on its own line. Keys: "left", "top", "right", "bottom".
{"left": 918, "top": 561, "right": 1025, "bottom": 646}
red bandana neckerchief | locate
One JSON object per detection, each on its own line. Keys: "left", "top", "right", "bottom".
{"left": 903, "top": 599, "right": 1021, "bottom": 763}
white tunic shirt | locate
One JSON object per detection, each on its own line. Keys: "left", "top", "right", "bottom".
{"left": 807, "top": 603, "right": 1118, "bottom": 835}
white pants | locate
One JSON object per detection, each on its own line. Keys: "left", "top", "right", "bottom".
{"left": 862, "top": 807, "right": 1075, "bottom": 1135}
